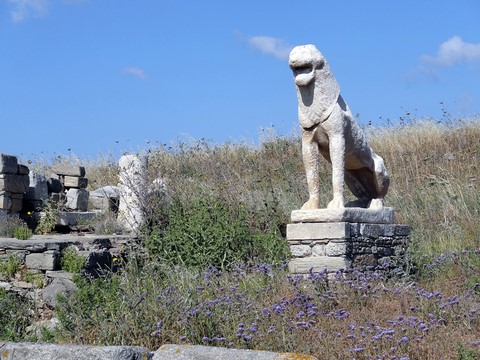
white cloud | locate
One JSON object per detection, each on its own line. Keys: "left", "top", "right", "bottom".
{"left": 8, "top": 0, "right": 50, "bottom": 23}
{"left": 421, "top": 36, "right": 480, "bottom": 69}
{"left": 123, "top": 67, "right": 147, "bottom": 80}
{"left": 248, "top": 35, "right": 293, "bottom": 60}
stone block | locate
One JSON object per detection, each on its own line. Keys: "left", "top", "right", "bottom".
{"left": 290, "top": 245, "right": 312, "bottom": 257}
{"left": 153, "top": 344, "right": 317, "bottom": 360}
{"left": 360, "top": 224, "right": 381, "bottom": 238}
{"left": 383, "top": 224, "right": 396, "bottom": 237}
{"left": 11, "top": 197, "right": 22, "bottom": 212}
{"left": 312, "top": 243, "right": 326, "bottom": 256}
{"left": 26, "top": 172, "right": 49, "bottom": 200}
{"left": 65, "top": 188, "right": 89, "bottom": 211}
{"left": 0, "top": 343, "right": 152, "bottom": 360}
{"left": 42, "top": 277, "right": 76, "bottom": 307}
{"left": 349, "top": 223, "right": 360, "bottom": 236}
{"left": 45, "top": 270, "right": 74, "bottom": 280}
{"left": 90, "top": 186, "right": 120, "bottom": 212}
{"left": 90, "top": 196, "right": 119, "bottom": 212}
{"left": 291, "top": 207, "right": 395, "bottom": 224}
{"left": 64, "top": 176, "right": 88, "bottom": 189}
{"left": 395, "top": 225, "right": 411, "bottom": 236}
{"left": 0, "top": 174, "right": 29, "bottom": 193}
{"left": 51, "top": 163, "right": 86, "bottom": 177}
{"left": 0, "top": 154, "right": 18, "bottom": 174}
{"left": 25, "top": 250, "right": 61, "bottom": 271}
{"left": 326, "top": 241, "right": 347, "bottom": 256}
{"left": 287, "top": 222, "right": 349, "bottom": 240}
{"left": 288, "top": 256, "right": 350, "bottom": 274}
{"left": 57, "top": 211, "right": 96, "bottom": 226}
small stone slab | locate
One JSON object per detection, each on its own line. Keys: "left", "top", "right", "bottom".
{"left": 57, "top": 211, "right": 97, "bottom": 226}
{"left": 51, "top": 163, "right": 86, "bottom": 177}
{"left": 25, "top": 250, "right": 61, "bottom": 271}
{"left": 287, "top": 222, "right": 349, "bottom": 241}
{"left": 153, "top": 344, "right": 318, "bottom": 360}
{"left": 291, "top": 207, "right": 394, "bottom": 224}
{"left": 64, "top": 176, "right": 88, "bottom": 189}
{"left": 288, "top": 256, "right": 350, "bottom": 274}
{"left": 0, "top": 343, "right": 152, "bottom": 360}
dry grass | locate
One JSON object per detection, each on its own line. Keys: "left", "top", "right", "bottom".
{"left": 21, "top": 117, "right": 479, "bottom": 358}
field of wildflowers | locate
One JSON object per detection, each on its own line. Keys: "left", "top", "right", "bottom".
{"left": 3, "top": 117, "right": 480, "bottom": 359}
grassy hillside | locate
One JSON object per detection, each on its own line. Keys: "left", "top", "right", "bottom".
{"left": 3, "top": 117, "right": 479, "bottom": 359}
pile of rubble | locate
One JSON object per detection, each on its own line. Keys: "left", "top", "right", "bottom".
{"left": 51, "top": 163, "right": 89, "bottom": 212}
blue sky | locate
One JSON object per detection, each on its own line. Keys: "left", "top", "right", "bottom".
{"left": 1, "top": 0, "right": 479, "bottom": 160}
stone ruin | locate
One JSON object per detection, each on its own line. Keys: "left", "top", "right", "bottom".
{"left": 287, "top": 44, "right": 410, "bottom": 275}
{"left": 0, "top": 152, "right": 151, "bottom": 331}
{"left": 0, "top": 154, "right": 29, "bottom": 214}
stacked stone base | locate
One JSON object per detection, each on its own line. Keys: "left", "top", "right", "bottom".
{"left": 287, "top": 208, "right": 410, "bottom": 275}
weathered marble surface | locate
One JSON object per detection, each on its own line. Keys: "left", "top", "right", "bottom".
{"left": 290, "top": 207, "right": 395, "bottom": 224}
{"left": 289, "top": 45, "right": 390, "bottom": 210}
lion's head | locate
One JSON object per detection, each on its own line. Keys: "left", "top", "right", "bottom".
{"left": 289, "top": 45, "right": 340, "bottom": 129}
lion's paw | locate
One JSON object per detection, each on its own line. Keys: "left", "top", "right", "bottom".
{"left": 369, "top": 198, "right": 384, "bottom": 209}
{"left": 301, "top": 196, "right": 320, "bottom": 210}
{"left": 327, "top": 197, "right": 345, "bottom": 210}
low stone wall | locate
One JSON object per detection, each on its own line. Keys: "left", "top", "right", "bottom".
{"left": 0, "top": 234, "right": 135, "bottom": 310}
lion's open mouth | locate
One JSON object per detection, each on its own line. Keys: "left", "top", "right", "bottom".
{"left": 291, "top": 65, "right": 315, "bottom": 87}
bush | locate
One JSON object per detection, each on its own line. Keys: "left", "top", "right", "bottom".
{"left": 0, "top": 255, "right": 22, "bottom": 278}
{"left": 61, "top": 246, "right": 85, "bottom": 273}
{"left": 0, "top": 288, "right": 34, "bottom": 341}
{"left": 35, "top": 199, "right": 62, "bottom": 235}
{"left": 145, "top": 196, "right": 288, "bottom": 269}
{"left": 13, "top": 224, "right": 33, "bottom": 240}
{"left": 0, "top": 215, "right": 30, "bottom": 238}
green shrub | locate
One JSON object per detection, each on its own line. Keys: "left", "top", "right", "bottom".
{"left": 145, "top": 196, "right": 289, "bottom": 270}
{"left": 0, "top": 215, "right": 29, "bottom": 238}
{"left": 146, "top": 196, "right": 252, "bottom": 269}
{"left": 0, "top": 288, "right": 35, "bottom": 341}
{"left": 35, "top": 199, "right": 62, "bottom": 235}
{"left": 61, "top": 246, "right": 85, "bottom": 273}
{"left": 0, "top": 255, "right": 22, "bottom": 278}
{"left": 23, "top": 272, "right": 46, "bottom": 288}
{"left": 13, "top": 224, "right": 33, "bottom": 240}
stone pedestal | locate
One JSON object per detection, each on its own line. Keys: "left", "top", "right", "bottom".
{"left": 287, "top": 208, "right": 410, "bottom": 274}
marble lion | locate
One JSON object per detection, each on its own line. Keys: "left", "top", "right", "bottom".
{"left": 289, "top": 44, "right": 390, "bottom": 210}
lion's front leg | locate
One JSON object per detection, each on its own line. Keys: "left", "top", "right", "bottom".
{"left": 327, "top": 133, "right": 345, "bottom": 209}
{"left": 301, "top": 130, "right": 321, "bottom": 210}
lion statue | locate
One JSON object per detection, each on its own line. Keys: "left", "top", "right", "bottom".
{"left": 289, "top": 44, "right": 390, "bottom": 210}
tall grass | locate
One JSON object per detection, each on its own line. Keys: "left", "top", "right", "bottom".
{"left": 5, "top": 117, "right": 479, "bottom": 358}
